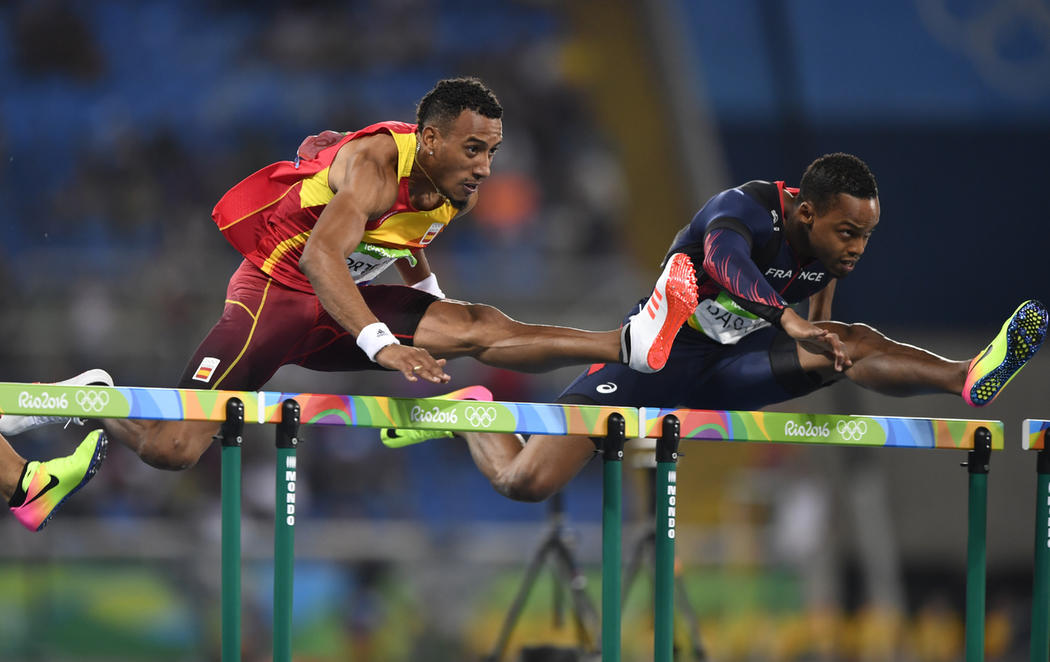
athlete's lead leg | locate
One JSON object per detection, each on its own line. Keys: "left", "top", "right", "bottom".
{"left": 414, "top": 253, "right": 699, "bottom": 374}
{"left": 801, "top": 300, "right": 1047, "bottom": 404}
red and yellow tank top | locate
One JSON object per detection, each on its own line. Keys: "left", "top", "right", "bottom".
{"left": 212, "top": 121, "right": 458, "bottom": 292}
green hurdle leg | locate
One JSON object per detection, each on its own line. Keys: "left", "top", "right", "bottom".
{"left": 219, "top": 398, "right": 245, "bottom": 662}
{"left": 965, "top": 427, "right": 992, "bottom": 662}
{"left": 653, "top": 415, "right": 680, "bottom": 662}
{"left": 1030, "top": 437, "right": 1050, "bottom": 662}
{"left": 274, "top": 399, "right": 301, "bottom": 662}
{"left": 602, "top": 413, "right": 626, "bottom": 662}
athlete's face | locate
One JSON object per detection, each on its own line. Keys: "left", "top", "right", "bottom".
{"left": 419, "top": 110, "right": 502, "bottom": 210}
{"left": 800, "top": 193, "right": 880, "bottom": 278}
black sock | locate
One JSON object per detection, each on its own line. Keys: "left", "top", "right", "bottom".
{"left": 8, "top": 462, "right": 30, "bottom": 508}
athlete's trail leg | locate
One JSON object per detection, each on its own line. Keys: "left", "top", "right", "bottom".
{"left": 102, "top": 419, "right": 219, "bottom": 471}
{"left": 461, "top": 431, "right": 596, "bottom": 502}
{"left": 0, "top": 435, "right": 25, "bottom": 500}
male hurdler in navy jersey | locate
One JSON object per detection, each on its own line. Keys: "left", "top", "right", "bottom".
{"left": 385, "top": 153, "right": 1048, "bottom": 502}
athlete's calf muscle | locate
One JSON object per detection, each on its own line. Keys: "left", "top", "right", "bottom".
{"left": 489, "top": 433, "right": 595, "bottom": 502}
{"left": 104, "top": 419, "right": 217, "bottom": 471}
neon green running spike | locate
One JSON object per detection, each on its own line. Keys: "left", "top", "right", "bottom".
{"left": 963, "top": 300, "right": 1048, "bottom": 407}
{"left": 382, "top": 428, "right": 455, "bottom": 449}
{"left": 380, "top": 385, "right": 493, "bottom": 448}
{"left": 9, "top": 429, "right": 108, "bottom": 532}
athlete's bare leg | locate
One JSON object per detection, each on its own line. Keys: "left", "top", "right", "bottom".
{"left": 456, "top": 322, "right": 984, "bottom": 504}
{"left": 102, "top": 419, "right": 219, "bottom": 471}
{"left": 97, "top": 301, "right": 639, "bottom": 472}
{"left": 101, "top": 301, "right": 622, "bottom": 472}
{"left": 460, "top": 430, "right": 596, "bottom": 503}
{"left": 801, "top": 322, "right": 967, "bottom": 395}
{"left": 414, "top": 300, "right": 622, "bottom": 371}
{"left": 0, "top": 434, "right": 25, "bottom": 500}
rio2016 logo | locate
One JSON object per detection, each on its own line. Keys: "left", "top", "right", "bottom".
{"left": 16, "top": 389, "right": 112, "bottom": 414}
{"left": 410, "top": 406, "right": 458, "bottom": 425}
{"left": 408, "top": 405, "right": 500, "bottom": 429}
{"left": 18, "top": 391, "right": 69, "bottom": 410}
{"left": 783, "top": 420, "right": 831, "bottom": 438}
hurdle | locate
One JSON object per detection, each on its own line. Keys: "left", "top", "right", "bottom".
{"left": 639, "top": 408, "right": 1001, "bottom": 662}
{"left": 1022, "top": 419, "right": 1050, "bottom": 662}
{"left": 0, "top": 382, "right": 1005, "bottom": 661}
{"left": 0, "top": 382, "right": 636, "bottom": 662}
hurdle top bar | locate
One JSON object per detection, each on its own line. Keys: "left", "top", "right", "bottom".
{"left": 0, "top": 382, "right": 1004, "bottom": 449}
{"left": 642, "top": 408, "right": 1003, "bottom": 450}
{"left": 1023, "top": 419, "right": 1050, "bottom": 450}
{"left": 0, "top": 382, "right": 639, "bottom": 438}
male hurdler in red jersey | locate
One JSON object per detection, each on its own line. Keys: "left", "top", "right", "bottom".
{"left": 214, "top": 121, "right": 457, "bottom": 294}
{"left": 0, "top": 77, "right": 700, "bottom": 479}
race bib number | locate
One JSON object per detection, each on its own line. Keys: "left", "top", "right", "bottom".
{"left": 344, "top": 243, "right": 414, "bottom": 283}
{"left": 690, "top": 294, "right": 770, "bottom": 345}
{"left": 345, "top": 252, "right": 396, "bottom": 283}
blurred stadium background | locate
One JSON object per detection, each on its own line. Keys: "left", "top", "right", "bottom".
{"left": 1, "top": 0, "right": 1048, "bottom": 660}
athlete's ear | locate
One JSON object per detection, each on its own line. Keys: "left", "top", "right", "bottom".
{"left": 797, "top": 200, "right": 816, "bottom": 228}
{"left": 418, "top": 124, "right": 440, "bottom": 155}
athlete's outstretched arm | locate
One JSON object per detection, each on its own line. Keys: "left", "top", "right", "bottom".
{"left": 704, "top": 228, "right": 849, "bottom": 369}
{"left": 299, "top": 136, "right": 450, "bottom": 384}
{"left": 702, "top": 228, "right": 788, "bottom": 322}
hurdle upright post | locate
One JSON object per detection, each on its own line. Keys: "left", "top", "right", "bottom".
{"left": 274, "top": 399, "right": 301, "bottom": 662}
{"left": 218, "top": 397, "right": 245, "bottom": 662}
{"left": 1030, "top": 430, "right": 1050, "bottom": 662}
{"left": 653, "top": 415, "right": 680, "bottom": 662}
{"left": 601, "top": 412, "right": 626, "bottom": 662}
{"left": 965, "top": 426, "right": 992, "bottom": 662}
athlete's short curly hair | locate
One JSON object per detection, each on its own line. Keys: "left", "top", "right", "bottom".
{"left": 799, "top": 153, "right": 878, "bottom": 214}
{"left": 416, "top": 77, "right": 502, "bottom": 130}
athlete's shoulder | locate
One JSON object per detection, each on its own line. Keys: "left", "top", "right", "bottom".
{"left": 697, "top": 181, "right": 778, "bottom": 226}
{"left": 350, "top": 120, "right": 418, "bottom": 138}
{"left": 296, "top": 122, "right": 416, "bottom": 160}
{"left": 736, "top": 180, "right": 782, "bottom": 211}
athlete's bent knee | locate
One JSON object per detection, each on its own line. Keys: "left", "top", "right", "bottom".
{"left": 462, "top": 304, "right": 517, "bottom": 343}
{"left": 137, "top": 431, "right": 208, "bottom": 471}
{"left": 453, "top": 303, "right": 522, "bottom": 353}
{"left": 838, "top": 322, "right": 889, "bottom": 356}
{"left": 818, "top": 321, "right": 884, "bottom": 350}
{"left": 493, "top": 468, "right": 557, "bottom": 503}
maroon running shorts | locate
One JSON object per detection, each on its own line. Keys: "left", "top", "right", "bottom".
{"left": 177, "top": 260, "right": 438, "bottom": 390}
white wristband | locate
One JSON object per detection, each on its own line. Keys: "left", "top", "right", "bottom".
{"left": 356, "top": 322, "right": 400, "bottom": 362}
{"left": 410, "top": 273, "right": 445, "bottom": 298}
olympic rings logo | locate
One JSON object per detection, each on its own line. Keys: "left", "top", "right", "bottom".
{"left": 464, "top": 406, "right": 498, "bottom": 428}
{"left": 836, "top": 419, "right": 869, "bottom": 441}
{"left": 76, "top": 389, "right": 110, "bottom": 413}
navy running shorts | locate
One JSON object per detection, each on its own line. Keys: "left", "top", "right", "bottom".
{"left": 559, "top": 303, "right": 825, "bottom": 410}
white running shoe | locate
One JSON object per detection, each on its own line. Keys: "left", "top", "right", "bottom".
{"left": 0, "top": 369, "right": 114, "bottom": 436}
{"left": 622, "top": 253, "right": 698, "bottom": 373}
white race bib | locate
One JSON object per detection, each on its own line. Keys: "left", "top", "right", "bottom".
{"left": 345, "top": 243, "right": 415, "bottom": 283}
{"left": 690, "top": 294, "right": 770, "bottom": 345}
